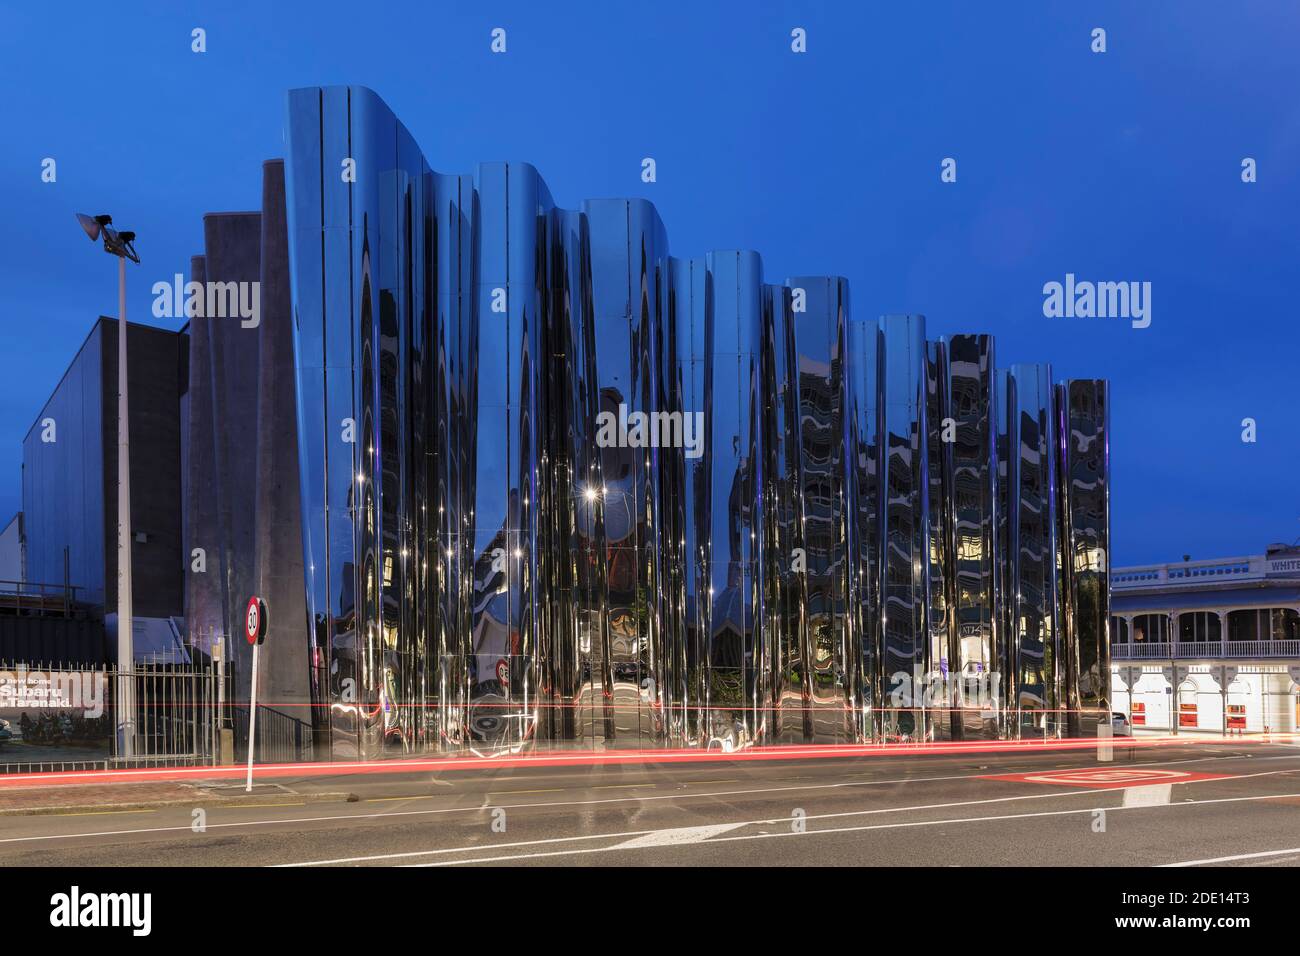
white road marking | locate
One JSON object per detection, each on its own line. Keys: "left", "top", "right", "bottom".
{"left": 612, "top": 823, "right": 747, "bottom": 849}
{"left": 1122, "top": 784, "right": 1172, "bottom": 808}
{"left": 1161, "top": 846, "right": 1300, "bottom": 867}
{"left": 1021, "top": 768, "right": 1194, "bottom": 786}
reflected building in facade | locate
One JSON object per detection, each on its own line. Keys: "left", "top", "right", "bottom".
{"left": 185, "top": 85, "right": 1112, "bottom": 759}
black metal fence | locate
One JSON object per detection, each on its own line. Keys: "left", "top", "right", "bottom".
{"left": 0, "top": 577, "right": 106, "bottom": 668}
{"left": 230, "top": 703, "right": 314, "bottom": 763}
{"left": 0, "top": 578, "right": 84, "bottom": 613}
{"left": 114, "top": 654, "right": 220, "bottom": 767}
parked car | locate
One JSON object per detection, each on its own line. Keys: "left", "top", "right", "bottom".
{"left": 1111, "top": 712, "right": 1131, "bottom": 737}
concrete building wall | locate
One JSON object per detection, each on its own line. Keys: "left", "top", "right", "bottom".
{"left": 251, "top": 160, "right": 310, "bottom": 727}
{"left": 183, "top": 254, "right": 225, "bottom": 650}
{"left": 100, "top": 319, "right": 186, "bottom": 620}
{"left": 22, "top": 323, "right": 106, "bottom": 604}
{"left": 0, "top": 513, "right": 24, "bottom": 588}
{"left": 22, "top": 319, "right": 184, "bottom": 619}
{"left": 183, "top": 163, "right": 310, "bottom": 744}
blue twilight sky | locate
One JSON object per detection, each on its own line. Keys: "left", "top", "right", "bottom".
{"left": 0, "top": 0, "right": 1296, "bottom": 566}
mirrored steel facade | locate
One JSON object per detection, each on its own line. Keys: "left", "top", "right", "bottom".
{"left": 276, "top": 86, "right": 1111, "bottom": 757}
{"left": 1056, "top": 379, "right": 1112, "bottom": 736}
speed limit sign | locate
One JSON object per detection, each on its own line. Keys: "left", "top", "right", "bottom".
{"left": 244, "top": 595, "right": 268, "bottom": 793}
{"left": 245, "top": 596, "right": 268, "bottom": 645}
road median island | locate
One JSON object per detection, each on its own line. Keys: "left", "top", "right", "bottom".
{"left": 0, "top": 780, "right": 348, "bottom": 816}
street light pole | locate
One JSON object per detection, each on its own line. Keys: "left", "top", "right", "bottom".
{"left": 76, "top": 213, "right": 139, "bottom": 758}
{"left": 117, "top": 252, "right": 134, "bottom": 757}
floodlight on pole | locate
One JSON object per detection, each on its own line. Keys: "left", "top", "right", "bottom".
{"left": 76, "top": 213, "right": 103, "bottom": 242}
{"left": 76, "top": 212, "right": 139, "bottom": 758}
{"left": 77, "top": 213, "right": 139, "bottom": 263}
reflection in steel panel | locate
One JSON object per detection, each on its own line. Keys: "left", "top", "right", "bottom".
{"left": 1002, "top": 364, "right": 1060, "bottom": 736}
{"left": 946, "top": 335, "right": 999, "bottom": 740}
{"left": 1057, "top": 380, "right": 1111, "bottom": 736}
{"left": 272, "top": 85, "right": 1111, "bottom": 758}
{"left": 788, "top": 277, "right": 851, "bottom": 742}
{"left": 764, "top": 283, "right": 808, "bottom": 743}
{"left": 925, "top": 339, "right": 957, "bottom": 740}
{"left": 584, "top": 199, "right": 669, "bottom": 746}
{"left": 674, "top": 256, "right": 711, "bottom": 744}
{"left": 845, "top": 318, "right": 883, "bottom": 742}
{"left": 880, "top": 315, "right": 928, "bottom": 741}
{"left": 702, "top": 251, "right": 764, "bottom": 750}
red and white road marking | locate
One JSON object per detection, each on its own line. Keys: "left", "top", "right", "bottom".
{"left": 984, "top": 767, "right": 1230, "bottom": 789}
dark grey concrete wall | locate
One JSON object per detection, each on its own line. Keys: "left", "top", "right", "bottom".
{"left": 100, "top": 319, "right": 186, "bottom": 620}
{"left": 183, "top": 254, "right": 227, "bottom": 651}
{"left": 198, "top": 212, "right": 262, "bottom": 702}
{"left": 183, "top": 167, "right": 310, "bottom": 738}
{"left": 252, "top": 160, "right": 310, "bottom": 726}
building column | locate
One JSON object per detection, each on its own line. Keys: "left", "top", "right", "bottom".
{"left": 1170, "top": 664, "right": 1177, "bottom": 735}
{"left": 1218, "top": 657, "right": 1228, "bottom": 737}
{"left": 1256, "top": 672, "right": 1272, "bottom": 736}
{"left": 1170, "top": 613, "right": 1183, "bottom": 736}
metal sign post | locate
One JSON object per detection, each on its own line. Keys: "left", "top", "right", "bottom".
{"left": 212, "top": 631, "right": 223, "bottom": 767}
{"left": 244, "top": 597, "right": 267, "bottom": 792}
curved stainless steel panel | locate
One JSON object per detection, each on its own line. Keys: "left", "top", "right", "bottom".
{"left": 583, "top": 199, "right": 670, "bottom": 745}
{"left": 787, "top": 277, "right": 851, "bottom": 742}
{"left": 1002, "top": 363, "right": 1060, "bottom": 736}
{"left": 846, "top": 317, "right": 883, "bottom": 741}
{"left": 946, "top": 335, "right": 998, "bottom": 738}
{"left": 675, "top": 256, "right": 712, "bottom": 744}
{"left": 925, "top": 339, "right": 955, "bottom": 739}
{"left": 763, "top": 283, "right": 808, "bottom": 743}
{"left": 276, "top": 85, "right": 1112, "bottom": 757}
{"left": 701, "top": 251, "right": 764, "bottom": 749}
{"left": 880, "top": 315, "right": 928, "bottom": 741}
{"left": 1057, "top": 379, "right": 1111, "bottom": 735}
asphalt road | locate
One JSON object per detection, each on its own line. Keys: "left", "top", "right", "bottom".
{"left": 2, "top": 742, "right": 1299, "bottom": 866}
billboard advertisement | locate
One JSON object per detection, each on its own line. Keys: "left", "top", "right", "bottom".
{"left": 0, "top": 667, "right": 110, "bottom": 763}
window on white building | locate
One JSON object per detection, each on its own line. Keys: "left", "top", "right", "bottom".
{"left": 1178, "top": 611, "right": 1221, "bottom": 643}
{"left": 1131, "top": 613, "right": 1169, "bottom": 644}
